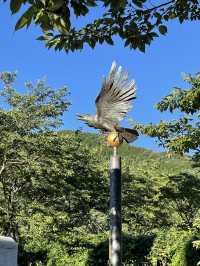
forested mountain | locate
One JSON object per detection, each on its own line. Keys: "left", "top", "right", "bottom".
{"left": 75, "top": 130, "right": 191, "bottom": 174}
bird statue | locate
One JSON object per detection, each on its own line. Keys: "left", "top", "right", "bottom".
{"left": 77, "top": 61, "right": 138, "bottom": 146}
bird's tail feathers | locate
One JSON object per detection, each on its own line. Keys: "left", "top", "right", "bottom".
{"left": 118, "top": 127, "right": 138, "bottom": 143}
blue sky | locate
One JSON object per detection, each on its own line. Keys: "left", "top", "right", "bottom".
{"left": 0, "top": 2, "right": 200, "bottom": 151}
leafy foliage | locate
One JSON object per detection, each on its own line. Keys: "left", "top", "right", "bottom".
{"left": 1, "top": 71, "right": 200, "bottom": 265}
{"left": 0, "top": 71, "right": 70, "bottom": 239}
{"left": 149, "top": 228, "right": 200, "bottom": 266}
{"left": 133, "top": 71, "right": 200, "bottom": 265}
{"left": 87, "top": 233, "right": 155, "bottom": 266}
{"left": 2, "top": 0, "right": 200, "bottom": 52}
{"left": 160, "top": 171, "right": 200, "bottom": 229}
{"left": 137, "top": 72, "right": 200, "bottom": 158}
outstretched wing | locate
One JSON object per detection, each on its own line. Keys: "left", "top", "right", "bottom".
{"left": 95, "top": 61, "right": 136, "bottom": 125}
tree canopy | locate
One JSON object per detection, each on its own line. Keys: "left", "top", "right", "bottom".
{"left": 134, "top": 71, "right": 200, "bottom": 265}
{"left": 2, "top": 0, "right": 200, "bottom": 52}
{"left": 137, "top": 72, "right": 200, "bottom": 159}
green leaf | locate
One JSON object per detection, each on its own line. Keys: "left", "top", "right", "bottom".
{"left": 10, "top": 0, "right": 23, "bottom": 14}
{"left": 105, "top": 36, "right": 114, "bottom": 45}
{"left": 86, "top": 0, "right": 97, "bottom": 7}
{"left": 132, "top": 0, "right": 143, "bottom": 8}
{"left": 15, "top": 6, "right": 34, "bottom": 30}
{"left": 124, "top": 39, "right": 131, "bottom": 47}
{"left": 37, "top": 35, "right": 49, "bottom": 41}
{"left": 158, "top": 25, "right": 167, "bottom": 35}
{"left": 138, "top": 43, "right": 145, "bottom": 52}
{"left": 88, "top": 39, "right": 96, "bottom": 48}
{"left": 47, "top": 0, "right": 64, "bottom": 11}
{"left": 150, "top": 32, "right": 159, "bottom": 38}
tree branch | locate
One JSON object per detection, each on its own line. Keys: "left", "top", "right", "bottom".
{"left": 0, "top": 155, "right": 7, "bottom": 177}
{"left": 143, "top": 0, "right": 174, "bottom": 13}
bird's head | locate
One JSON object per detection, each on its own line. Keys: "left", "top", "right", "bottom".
{"left": 76, "top": 113, "right": 95, "bottom": 123}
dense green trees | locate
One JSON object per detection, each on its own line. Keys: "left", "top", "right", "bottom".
{"left": 0, "top": 72, "right": 109, "bottom": 265}
{"left": 2, "top": 0, "right": 200, "bottom": 52}
{"left": 135, "top": 71, "right": 200, "bottom": 265}
{"left": 1, "top": 71, "right": 200, "bottom": 265}
{"left": 0, "top": 71, "right": 69, "bottom": 239}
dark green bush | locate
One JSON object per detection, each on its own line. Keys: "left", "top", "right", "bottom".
{"left": 87, "top": 233, "right": 154, "bottom": 266}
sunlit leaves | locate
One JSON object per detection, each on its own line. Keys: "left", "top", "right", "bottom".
{"left": 3, "top": 0, "right": 200, "bottom": 52}
{"left": 15, "top": 6, "right": 35, "bottom": 30}
{"left": 137, "top": 72, "right": 200, "bottom": 157}
{"left": 156, "top": 73, "right": 200, "bottom": 114}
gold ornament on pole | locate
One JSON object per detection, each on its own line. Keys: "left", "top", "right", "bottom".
{"left": 107, "top": 132, "right": 123, "bottom": 148}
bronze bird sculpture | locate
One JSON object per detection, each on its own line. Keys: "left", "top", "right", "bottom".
{"left": 77, "top": 61, "right": 138, "bottom": 143}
